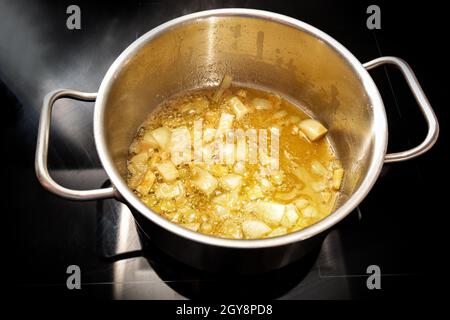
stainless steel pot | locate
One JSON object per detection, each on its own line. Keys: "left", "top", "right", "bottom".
{"left": 35, "top": 9, "right": 439, "bottom": 272}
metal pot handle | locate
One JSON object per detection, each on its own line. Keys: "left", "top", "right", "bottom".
{"left": 363, "top": 56, "right": 439, "bottom": 163}
{"left": 35, "top": 89, "right": 116, "bottom": 200}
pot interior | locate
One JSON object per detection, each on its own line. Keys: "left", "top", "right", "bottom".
{"left": 101, "top": 13, "right": 381, "bottom": 211}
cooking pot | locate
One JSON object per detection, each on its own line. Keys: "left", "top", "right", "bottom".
{"left": 35, "top": 9, "right": 439, "bottom": 272}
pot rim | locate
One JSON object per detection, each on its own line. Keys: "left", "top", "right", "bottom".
{"left": 94, "top": 8, "right": 388, "bottom": 249}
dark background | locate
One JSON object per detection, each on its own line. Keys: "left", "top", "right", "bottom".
{"left": 1, "top": 0, "right": 448, "bottom": 300}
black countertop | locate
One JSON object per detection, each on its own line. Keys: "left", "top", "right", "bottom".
{"left": 2, "top": 0, "right": 448, "bottom": 300}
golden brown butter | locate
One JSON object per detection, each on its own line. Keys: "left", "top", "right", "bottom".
{"left": 127, "top": 86, "right": 343, "bottom": 239}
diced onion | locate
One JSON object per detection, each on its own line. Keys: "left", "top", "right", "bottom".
{"left": 151, "top": 127, "right": 172, "bottom": 151}
{"left": 302, "top": 205, "right": 319, "bottom": 218}
{"left": 220, "top": 174, "right": 243, "bottom": 191}
{"left": 252, "top": 98, "right": 273, "bottom": 110}
{"left": 311, "top": 160, "right": 331, "bottom": 178}
{"left": 191, "top": 166, "right": 218, "bottom": 195}
{"left": 281, "top": 204, "right": 299, "bottom": 228}
{"left": 298, "top": 119, "right": 328, "bottom": 141}
{"left": 142, "top": 131, "right": 159, "bottom": 149}
{"left": 155, "top": 181, "right": 184, "bottom": 199}
{"left": 294, "top": 198, "right": 309, "bottom": 210}
{"left": 217, "top": 112, "right": 234, "bottom": 136}
{"left": 242, "top": 220, "right": 272, "bottom": 239}
{"left": 332, "top": 168, "right": 344, "bottom": 190}
{"left": 219, "top": 221, "right": 243, "bottom": 239}
{"left": 228, "top": 96, "right": 249, "bottom": 119}
{"left": 135, "top": 170, "right": 156, "bottom": 195}
{"left": 156, "top": 160, "right": 179, "bottom": 182}
{"left": 268, "top": 227, "right": 288, "bottom": 237}
{"left": 213, "top": 74, "right": 233, "bottom": 102}
{"left": 256, "top": 201, "right": 286, "bottom": 225}
{"left": 273, "top": 110, "right": 288, "bottom": 119}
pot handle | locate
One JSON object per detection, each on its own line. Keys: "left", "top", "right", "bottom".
{"left": 363, "top": 56, "right": 439, "bottom": 163}
{"left": 35, "top": 89, "right": 116, "bottom": 200}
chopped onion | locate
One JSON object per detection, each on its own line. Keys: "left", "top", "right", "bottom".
{"left": 219, "top": 221, "right": 243, "bottom": 239}
{"left": 256, "top": 201, "right": 286, "bottom": 225}
{"left": 268, "top": 227, "right": 288, "bottom": 237}
{"left": 151, "top": 127, "right": 172, "bottom": 151}
{"left": 273, "top": 110, "right": 288, "bottom": 119}
{"left": 191, "top": 166, "right": 218, "bottom": 195}
{"left": 302, "top": 205, "right": 319, "bottom": 218}
{"left": 129, "top": 151, "right": 149, "bottom": 175}
{"left": 281, "top": 204, "right": 299, "bottom": 228}
{"left": 142, "top": 131, "right": 159, "bottom": 149}
{"left": 156, "top": 160, "right": 179, "bottom": 182}
{"left": 311, "top": 160, "right": 331, "bottom": 178}
{"left": 217, "top": 112, "right": 234, "bottom": 136}
{"left": 298, "top": 119, "right": 328, "bottom": 141}
{"left": 252, "top": 98, "right": 273, "bottom": 110}
{"left": 135, "top": 169, "right": 156, "bottom": 195}
{"left": 213, "top": 74, "right": 233, "bottom": 102}
{"left": 233, "top": 161, "right": 246, "bottom": 174}
{"left": 332, "top": 168, "right": 344, "bottom": 190}
{"left": 203, "top": 128, "right": 216, "bottom": 143}
{"left": 247, "top": 185, "right": 264, "bottom": 200}
{"left": 228, "top": 96, "right": 249, "bottom": 119}
{"left": 294, "top": 198, "right": 309, "bottom": 210}
{"left": 242, "top": 220, "right": 272, "bottom": 239}
{"left": 220, "top": 174, "right": 243, "bottom": 191}
{"left": 155, "top": 181, "right": 184, "bottom": 199}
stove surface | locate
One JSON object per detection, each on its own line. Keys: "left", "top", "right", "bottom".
{"left": 3, "top": 0, "right": 446, "bottom": 300}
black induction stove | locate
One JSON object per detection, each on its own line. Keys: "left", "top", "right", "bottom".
{"left": 2, "top": 0, "right": 447, "bottom": 300}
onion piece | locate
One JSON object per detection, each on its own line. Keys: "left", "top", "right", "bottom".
{"left": 302, "top": 205, "right": 319, "bottom": 218}
{"left": 252, "top": 98, "right": 273, "bottom": 110}
{"left": 216, "top": 112, "right": 234, "bottom": 136}
{"left": 155, "top": 181, "right": 184, "bottom": 199}
{"left": 294, "top": 198, "right": 309, "bottom": 210}
{"left": 219, "top": 221, "right": 242, "bottom": 239}
{"left": 332, "top": 168, "right": 344, "bottom": 190}
{"left": 228, "top": 96, "right": 249, "bottom": 119}
{"left": 213, "top": 74, "right": 232, "bottom": 102}
{"left": 220, "top": 174, "right": 243, "bottom": 191}
{"left": 135, "top": 169, "right": 156, "bottom": 195}
{"left": 129, "top": 151, "right": 149, "bottom": 176}
{"left": 268, "top": 227, "right": 288, "bottom": 237}
{"left": 281, "top": 204, "right": 299, "bottom": 228}
{"left": 298, "top": 119, "right": 328, "bottom": 141}
{"left": 151, "top": 127, "right": 171, "bottom": 151}
{"left": 156, "top": 160, "right": 179, "bottom": 182}
{"left": 247, "top": 185, "right": 264, "bottom": 200}
{"left": 273, "top": 110, "right": 288, "bottom": 119}
{"left": 191, "top": 166, "right": 218, "bottom": 195}
{"left": 256, "top": 201, "right": 286, "bottom": 225}
{"left": 203, "top": 128, "right": 216, "bottom": 143}
{"left": 142, "top": 131, "right": 159, "bottom": 149}
{"left": 311, "top": 160, "right": 331, "bottom": 178}
{"left": 242, "top": 220, "right": 272, "bottom": 239}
